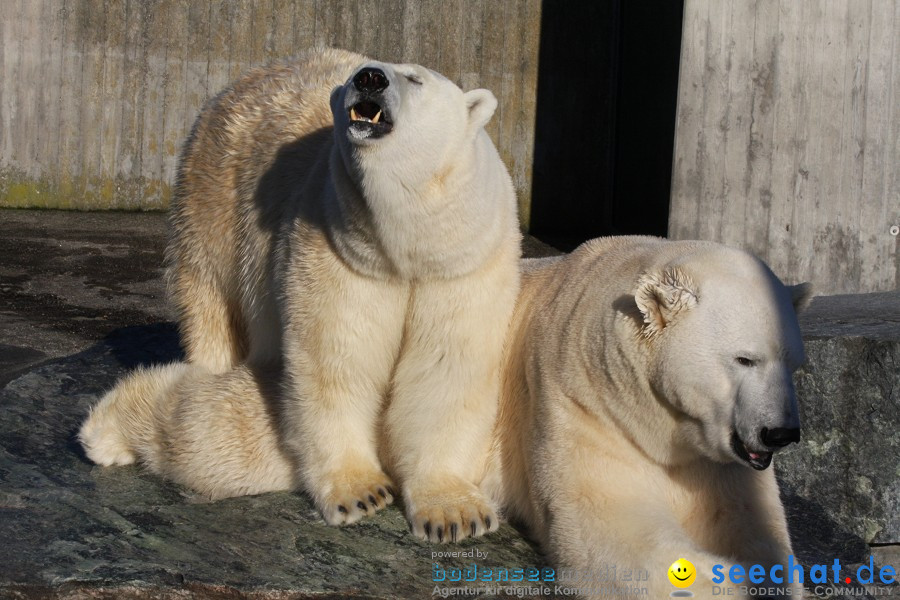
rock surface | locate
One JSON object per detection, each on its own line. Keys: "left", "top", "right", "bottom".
{"left": 0, "top": 333, "right": 545, "bottom": 599}
{"left": 780, "top": 335, "right": 899, "bottom": 546}
{"left": 0, "top": 210, "right": 171, "bottom": 388}
{"left": 1, "top": 210, "right": 897, "bottom": 599}
{"left": 774, "top": 290, "right": 900, "bottom": 571}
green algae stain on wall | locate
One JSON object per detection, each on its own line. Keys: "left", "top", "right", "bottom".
{"left": 0, "top": 169, "right": 172, "bottom": 211}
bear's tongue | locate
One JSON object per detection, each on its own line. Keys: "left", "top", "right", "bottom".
{"left": 350, "top": 101, "right": 383, "bottom": 124}
{"left": 747, "top": 449, "right": 773, "bottom": 470}
{"left": 731, "top": 431, "right": 773, "bottom": 470}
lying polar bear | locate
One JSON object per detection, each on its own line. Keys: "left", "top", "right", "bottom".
{"left": 81, "top": 236, "right": 809, "bottom": 598}
{"left": 488, "top": 236, "right": 810, "bottom": 599}
{"left": 82, "top": 48, "right": 522, "bottom": 542}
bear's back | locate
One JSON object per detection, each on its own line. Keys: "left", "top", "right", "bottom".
{"left": 165, "top": 49, "right": 370, "bottom": 369}
{"left": 174, "top": 48, "right": 367, "bottom": 221}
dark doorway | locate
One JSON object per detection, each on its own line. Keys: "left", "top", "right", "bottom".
{"left": 529, "top": 0, "right": 685, "bottom": 251}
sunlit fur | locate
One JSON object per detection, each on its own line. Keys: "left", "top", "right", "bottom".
{"left": 81, "top": 236, "right": 810, "bottom": 583}
{"left": 487, "top": 236, "right": 811, "bottom": 599}
{"left": 81, "top": 48, "right": 521, "bottom": 542}
{"left": 82, "top": 238, "right": 809, "bottom": 580}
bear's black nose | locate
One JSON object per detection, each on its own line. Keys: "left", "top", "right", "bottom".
{"left": 353, "top": 68, "right": 389, "bottom": 94}
{"left": 760, "top": 427, "right": 801, "bottom": 448}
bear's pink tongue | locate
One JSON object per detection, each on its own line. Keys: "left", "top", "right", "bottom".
{"left": 749, "top": 451, "right": 764, "bottom": 460}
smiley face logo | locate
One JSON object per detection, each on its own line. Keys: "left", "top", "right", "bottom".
{"left": 668, "top": 558, "right": 696, "bottom": 588}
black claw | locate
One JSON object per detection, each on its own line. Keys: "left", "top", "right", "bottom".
{"left": 437, "top": 526, "right": 444, "bottom": 542}
{"left": 450, "top": 523, "right": 458, "bottom": 542}
{"left": 484, "top": 516, "right": 492, "bottom": 530}
{"left": 357, "top": 500, "right": 366, "bottom": 511}
{"left": 471, "top": 521, "right": 478, "bottom": 537}
{"left": 424, "top": 522, "right": 432, "bottom": 538}
{"left": 338, "top": 505, "right": 347, "bottom": 514}
{"left": 368, "top": 494, "right": 377, "bottom": 507}
{"left": 377, "top": 488, "right": 387, "bottom": 499}
{"left": 387, "top": 486, "right": 397, "bottom": 497}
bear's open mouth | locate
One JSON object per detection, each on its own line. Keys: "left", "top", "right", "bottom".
{"left": 348, "top": 101, "right": 393, "bottom": 138}
{"left": 731, "top": 430, "right": 773, "bottom": 470}
{"left": 350, "top": 101, "right": 385, "bottom": 124}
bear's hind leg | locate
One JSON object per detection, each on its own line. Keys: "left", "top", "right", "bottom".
{"left": 80, "top": 363, "right": 190, "bottom": 468}
{"left": 169, "top": 258, "right": 248, "bottom": 372}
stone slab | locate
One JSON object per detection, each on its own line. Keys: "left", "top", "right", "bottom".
{"left": 1, "top": 210, "right": 897, "bottom": 599}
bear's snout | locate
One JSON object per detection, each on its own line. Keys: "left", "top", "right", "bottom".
{"left": 353, "top": 67, "right": 389, "bottom": 94}
{"left": 343, "top": 65, "right": 396, "bottom": 141}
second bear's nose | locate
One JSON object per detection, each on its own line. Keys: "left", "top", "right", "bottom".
{"left": 353, "top": 68, "right": 389, "bottom": 94}
{"left": 760, "top": 427, "right": 801, "bottom": 448}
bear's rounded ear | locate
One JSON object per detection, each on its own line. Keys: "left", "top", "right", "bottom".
{"left": 788, "top": 282, "right": 813, "bottom": 313}
{"left": 464, "top": 89, "right": 498, "bottom": 131}
{"left": 634, "top": 268, "right": 698, "bottom": 338}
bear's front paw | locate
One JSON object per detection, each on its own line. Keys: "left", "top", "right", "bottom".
{"left": 405, "top": 480, "right": 499, "bottom": 544}
{"left": 315, "top": 469, "right": 396, "bottom": 526}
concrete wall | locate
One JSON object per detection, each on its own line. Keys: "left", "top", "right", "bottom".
{"left": 669, "top": 0, "right": 900, "bottom": 294}
{"left": 0, "top": 0, "right": 540, "bottom": 225}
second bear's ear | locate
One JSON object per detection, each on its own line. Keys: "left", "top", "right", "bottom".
{"left": 788, "top": 282, "right": 813, "bottom": 313}
{"left": 464, "top": 89, "right": 498, "bottom": 131}
{"left": 634, "top": 268, "right": 698, "bottom": 338}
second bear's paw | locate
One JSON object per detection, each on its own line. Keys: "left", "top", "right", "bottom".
{"left": 316, "top": 469, "right": 396, "bottom": 526}
{"left": 405, "top": 480, "right": 499, "bottom": 544}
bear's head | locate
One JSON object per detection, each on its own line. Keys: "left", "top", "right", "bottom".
{"left": 634, "top": 248, "right": 813, "bottom": 470}
{"left": 330, "top": 59, "right": 498, "bottom": 189}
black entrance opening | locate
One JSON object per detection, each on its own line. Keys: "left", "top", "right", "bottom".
{"left": 529, "top": 0, "right": 685, "bottom": 251}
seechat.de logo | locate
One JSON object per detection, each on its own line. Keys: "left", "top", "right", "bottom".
{"left": 668, "top": 558, "right": 696, "bottom": 597}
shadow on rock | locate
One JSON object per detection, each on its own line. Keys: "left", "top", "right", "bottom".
{"left": 0, "top": 322, "right": 182, "bottom": 472}
{"left": 780, "top": 484, "right": 869, "bottom": 565}
{"left": 0, "top": 324, "right": 546, "bottom": 596}
{"left": 102, "top": 321, "right": 184, "bottom": 370}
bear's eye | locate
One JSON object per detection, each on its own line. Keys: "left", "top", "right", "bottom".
{"left": 735, "top": 356, "right": 755, "bottom": 367}
{"left": 405, "top": 75, "right": 423, "bottom": 85}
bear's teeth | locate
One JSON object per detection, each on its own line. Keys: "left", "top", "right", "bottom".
{"left": 371, "top": 110, "right": 381, "bottom": 124}
{"left": 350, "top": 107, "right": 359, "bottom": 121}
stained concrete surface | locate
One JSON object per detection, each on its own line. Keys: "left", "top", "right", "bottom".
{"left": 0, "top": 209, "right": 897, "bottom": 599}
{"left": 0, "top": 210, "right": 172, "bottom": 387}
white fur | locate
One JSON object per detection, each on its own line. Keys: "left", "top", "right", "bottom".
{"left": 84, "top": 49, "right": 521, "bottom": 541}
{"left": 80, "top": 363, "right": 298, "bottom": 499}
{"left": 487, "top": 236, "right": 811, "bottom": 599}
{"left": 82, "top": 236, "right": 809, "bottom": 584}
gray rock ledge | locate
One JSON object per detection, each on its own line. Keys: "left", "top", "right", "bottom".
{"left": 1, "top": 210, "right": 897, "bottom": 599}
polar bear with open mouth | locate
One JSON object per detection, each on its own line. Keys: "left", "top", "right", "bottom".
{"left": 80, "top": 48, "right": 521, "bottom": 543}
